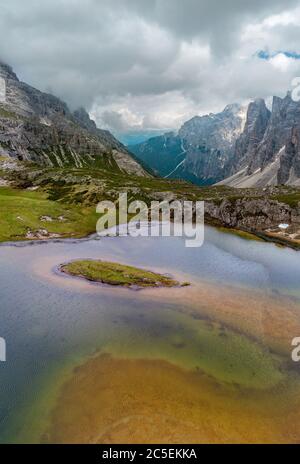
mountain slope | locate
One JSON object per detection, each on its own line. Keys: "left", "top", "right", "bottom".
{"left": 0, "top": 63, "right": 148, "bottom": 176}
{"left": 130, "top": 104, "right": 246, "bottom": 185}
{"left": 129, "top": 132, "right": 184, "bottom": 177}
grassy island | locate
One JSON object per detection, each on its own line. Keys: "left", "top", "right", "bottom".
{"left": 60, "top": 259, "right": 190, "bottom": 288}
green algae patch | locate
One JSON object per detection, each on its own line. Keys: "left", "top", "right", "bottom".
{"left": 60, "top": 259, "right": 187, "bottom": 288}
{"left": 102, "top": 310, "right": 286, "bottom": 391}
{"left": 217, "top": 226, "right": 263, "bottom": 242}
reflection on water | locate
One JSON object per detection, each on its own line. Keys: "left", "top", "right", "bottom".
{"left": 0, "top": 226, "right": 300, "bottom": 443}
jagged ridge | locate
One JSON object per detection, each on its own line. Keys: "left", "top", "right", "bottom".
{"left": 219, "top": 93, "right": 300, "bottom": 187}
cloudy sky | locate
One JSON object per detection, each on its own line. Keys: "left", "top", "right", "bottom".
{"left": 1, "top": 0, "right": 300, "bottom": 140}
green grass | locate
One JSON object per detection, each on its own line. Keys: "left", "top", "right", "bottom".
{"left": 0, "top": 107, "right": 20, "bottom": 120}
{"left": 273, "top": 193, "right": 300, "bottom": 208}
{"left": 0, "top": 187, "right": 98, "bottom": 242}
{"left": 60, "top": 259, "right": 187, "bottom": 288}
{"left": 11, "top": 164, "right": 240, "bottom": 207}
{"left": 2, "top": 159, "right": 300, "bottom": 246}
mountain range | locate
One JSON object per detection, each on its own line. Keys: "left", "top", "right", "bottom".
{"left": 130, "top": 94, "right": 300, "bottom": 187}
{"left": 1, "top": 61, "right": 300, "bottom": 189}
{"left": 0, "top": 62, "right": 148, "bottom": 177}
{"left": 129, "top": 104, "right": 247, "bottom": 185}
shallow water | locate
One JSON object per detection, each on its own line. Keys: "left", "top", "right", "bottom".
{"left": 0, "top": 226, "right": 300, "bottom": 443}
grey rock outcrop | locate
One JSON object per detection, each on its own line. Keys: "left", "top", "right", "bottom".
{"left": 205, "top": 197, "right": 295, "bottom": 230}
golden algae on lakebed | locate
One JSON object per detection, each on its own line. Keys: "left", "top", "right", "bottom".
{"left": 43, "top": 354, "right": 300, "bottom": 444}
{"left": 10, "top": 250, "right": 300, "bottom": 444}
{"left": 39, "top": 305, "right": 300, "bottom": 444}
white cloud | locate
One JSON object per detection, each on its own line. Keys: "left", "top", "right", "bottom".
{"left": 0, "top": 0, "right": 300, "bottom": 135}
{"left": 264, "top": 10, "right": 299, "bottom": 27}
{"left": 91, "top": 91, "right": 201, "bottom": 133}
{"left": 269, "top": 53, "right": 294, "bottom": 71}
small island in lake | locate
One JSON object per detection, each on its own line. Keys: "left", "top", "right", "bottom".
{"left": 59, "top": 259, "right": 190, "bottom": 289}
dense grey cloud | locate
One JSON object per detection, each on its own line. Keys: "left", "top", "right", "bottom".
{"left": 0, "top": 0, "right": 300, "bottom": 135}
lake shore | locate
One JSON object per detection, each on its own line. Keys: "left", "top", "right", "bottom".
{"left": 1, "top": 184, "right": 299, "bottom": 250}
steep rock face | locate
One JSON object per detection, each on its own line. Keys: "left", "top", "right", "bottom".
{"left": 278, "top": 126, "right": 300, "bottom": 186}
{"left": 248, "top": 94, "right": 300, "bottom": 174}
{"left": 228, "top": 99, "right": 271, "bottom": 174}
{"left": 220, "top": 94, "right": 300, "bottom": 187}
{"left": 179, "top": 104, "right": 246, "bottom": 184}
{"left": 0, "top": 63, "right": 148, "bottom": 176}
{"left": 130, "top": 104, "right": 246, "bottom": 185}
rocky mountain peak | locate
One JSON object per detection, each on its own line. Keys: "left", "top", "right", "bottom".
{"left": 0, "top": 63, "right": 148, "bottom": 176}
{"left": 248, "top": 93, "right": 300, "bottom": 172}
{"left": 223, "top": 103, "right": 243, "bottom": 114}
{"left": 132, "top": 90, "right": 300, "bottom": 188}
{"left": 247, "top": 98, "right": 269, "bottom": 121}
{"left": 224, "top": 98, "right": 271, "bottom": 177}
{"left": 131, "top": 103, "right": 247, "bottom": 185}
{"left": 73, "top": 107, "right": 97, "bottom": 132}
{"left": 0, "top": 61, "right": 19, "bottom": 82}
{"left": 219, "top": 92, "right": 300, "bottom": 187}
